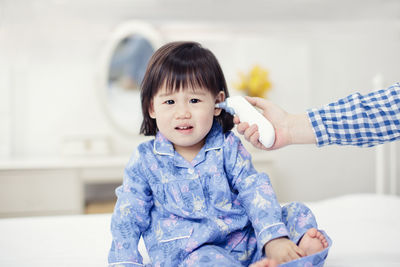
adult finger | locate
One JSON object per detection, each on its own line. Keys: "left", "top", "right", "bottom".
{"left": 248, "top": 128, "right": 260, "bottom": 147}
{"left": 244, "top": 96, "right": 269, "bottom": 111}
{"left": 244, "top": 124, "right": 258, "bottom": 142}
{"left": 236, "top": 122, "right": 250, "bottom": 135}
{"left": 233, "top": 115, "right": 240, "bottom": 124}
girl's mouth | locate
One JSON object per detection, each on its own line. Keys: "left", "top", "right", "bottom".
{"left": 175, "top": 125, "right": 194, "bottom": 133}
{"left": 175, "top": 126, "right": 193, "bottom": 130}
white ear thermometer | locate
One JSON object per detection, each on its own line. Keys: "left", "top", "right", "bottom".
{"left": 216, "top": 96, "right": 275, "bottom": 148}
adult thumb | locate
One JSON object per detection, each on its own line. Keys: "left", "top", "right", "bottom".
{"left": 244, "top": 96, "right": 268, "bottom": 112}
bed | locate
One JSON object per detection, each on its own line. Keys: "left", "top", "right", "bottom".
{"left": 0, "top": 193, "right": 399, "bottom": 267}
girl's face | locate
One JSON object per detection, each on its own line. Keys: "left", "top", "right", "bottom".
{"left": 149, "top": 86, "right": 224, "bottom": 158}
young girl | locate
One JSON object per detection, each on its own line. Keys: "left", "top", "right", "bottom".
{"left": 108, "top": 41, "right": 330, "bottom": 267}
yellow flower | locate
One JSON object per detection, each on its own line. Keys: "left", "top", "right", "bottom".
{"left": 234, "top": 65, "right": 272, "bottom": 98}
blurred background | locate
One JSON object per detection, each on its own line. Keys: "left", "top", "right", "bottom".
{"left": 0, "top": 0, "right": 399, "bottom": 218}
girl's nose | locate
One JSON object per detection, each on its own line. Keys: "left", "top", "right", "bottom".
{"left": 175, "top": 104, "right": 191, "bottom": 119}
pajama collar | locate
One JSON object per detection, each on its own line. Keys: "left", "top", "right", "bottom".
{"left": 153, "top": 121, "right": 225, "bottom": 166}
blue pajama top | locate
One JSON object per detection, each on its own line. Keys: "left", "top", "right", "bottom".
{"left": 108, "top": 122, "right": 289, "bottom": 266}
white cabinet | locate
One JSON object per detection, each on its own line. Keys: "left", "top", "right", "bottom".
{"left": 0, "top": 157, "right": 127, "bottom": 218}
{"left": 0, "top": 169, "right": 82, "bottom": 217}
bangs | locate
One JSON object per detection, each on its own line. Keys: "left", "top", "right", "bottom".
{"left": 162, "top": 68, "right": 216, "bottom": 94}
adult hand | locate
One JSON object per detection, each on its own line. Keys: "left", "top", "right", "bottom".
{"left": 234, "top": 96, "right": 316, "bottom": 150}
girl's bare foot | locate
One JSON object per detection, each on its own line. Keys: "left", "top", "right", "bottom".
{"left": 298, "top": 228, "right": 329, "bottom": 256}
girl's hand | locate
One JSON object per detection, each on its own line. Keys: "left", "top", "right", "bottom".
{"left": 264, "top": 237, "right": 305, "bottom": 264}
{"left": 249, "top": 258, "right": 278, "bottom": 267}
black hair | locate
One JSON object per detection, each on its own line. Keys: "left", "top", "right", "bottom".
{"left": 140, "top": 41, "right": 234, "bottom": 136}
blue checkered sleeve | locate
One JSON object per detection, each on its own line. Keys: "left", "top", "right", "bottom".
{"left": 307, "top": 83, "right": 400, "bottom": 147}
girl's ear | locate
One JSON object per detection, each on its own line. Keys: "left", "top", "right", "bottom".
{"left": 214, "top": 91, "right": 225, "bottom": 116}
{"left": 149, "top": 101, "right": 156, "bottom": 119}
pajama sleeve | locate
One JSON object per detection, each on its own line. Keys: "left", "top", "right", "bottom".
{"left": 223, "top": 132, "right": 289, "bottom": 253}
{"left": 308, "top": 83, "right": 400, "bottom": 147}
{"left": 108, "top": 148, "right": 153, "bottom": 267}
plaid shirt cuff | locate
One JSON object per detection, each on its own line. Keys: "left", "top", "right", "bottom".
{"left": 307, "top": 108, "right": 330, "bottom": 147}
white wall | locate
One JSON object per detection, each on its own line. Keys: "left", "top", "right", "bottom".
{"left": 0, "top": 0, "right": 399, "bottom": 202}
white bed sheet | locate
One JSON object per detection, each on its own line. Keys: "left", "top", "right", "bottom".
{"left": 0, "top": 194, "right": 399, "bottom": 267}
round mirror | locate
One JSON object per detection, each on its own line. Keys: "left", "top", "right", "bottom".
{"left": 99, "top": 21, "right": 163, "bottom": 136}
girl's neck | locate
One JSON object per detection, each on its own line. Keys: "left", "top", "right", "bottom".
{"left": 174, "top": 140, "right": 205, "bottom": 163}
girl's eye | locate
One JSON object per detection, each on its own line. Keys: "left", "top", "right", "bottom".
{"left": 165, "top": 100, "right": 175, "bottom": 105}
{"left": 190, "top": 99, "right": 200, "bottom": 103}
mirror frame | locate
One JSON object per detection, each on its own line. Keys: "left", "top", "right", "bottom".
{"left": 97, "top": 20, "right": 163, "bottom": 136}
